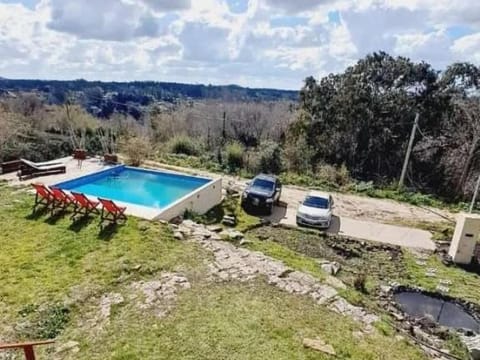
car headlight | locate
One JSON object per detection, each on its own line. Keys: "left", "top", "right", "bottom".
{"left": 266, "top": 198, "right": 274, "bottom": 203}
{"left": 297, "top": 212, "right": 307, "bottom": 218}
{"left": 242, "top": 191, "right": 249, "bottom": 198}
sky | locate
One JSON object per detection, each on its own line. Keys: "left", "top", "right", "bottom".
{"left": 0, "top": 0, "right": 479, "bottom": 90}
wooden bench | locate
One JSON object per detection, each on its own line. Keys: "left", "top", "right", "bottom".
{"left": 0, "top": 340, "right": 55, "bottom": 360}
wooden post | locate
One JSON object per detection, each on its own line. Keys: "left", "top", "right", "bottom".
{"left": 0, "top": 340, "right": 54, "bottom": 360}
{"left": 23, "top": 345, "right": 35, "bottom": 360}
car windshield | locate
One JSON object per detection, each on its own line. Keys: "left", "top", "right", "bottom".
{"left": 251, "top": 178, "right": 274, "bottom": 191}
{"left": 303, "top": 196, "right": 329, "bottom": 209}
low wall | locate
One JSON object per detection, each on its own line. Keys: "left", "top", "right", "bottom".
{"left": 155, "top": 177, "right": 223, "bottom": 221}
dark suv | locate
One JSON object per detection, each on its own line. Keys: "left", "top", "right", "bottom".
{"left": 241, "top": 174, "right": 282, "bottom": 214}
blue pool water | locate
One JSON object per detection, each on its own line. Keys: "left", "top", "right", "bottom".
{"left": 55, "top": 166, "right": 211, "bottom": 209}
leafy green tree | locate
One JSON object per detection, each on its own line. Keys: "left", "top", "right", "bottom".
{"left": 290, "top": 52, "right": 448, "bottom": 187}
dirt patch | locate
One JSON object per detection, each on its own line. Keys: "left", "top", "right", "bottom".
{"left": 249, "top": 226, "right": 405, "bottom": 283}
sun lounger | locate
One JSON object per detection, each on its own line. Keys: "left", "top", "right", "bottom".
{"left": 50, "top": 187, "right": 75, "bottom": 215}
{"left": 31, "top": 183, "right": 54, "bottom": 212}
{"left": 18, "top": 159, "right": 66, "bottom": 180}
{"left": 22, "top": 159, "right": 64, "bottom": 167}
{"left": 70, "top": 192, "right": 100, "bottom": 219}
{"left": 1, "top": 160, "right": 22, "bottom": 174}
{"left": 98, "top": 198, "right": 127, "bottom": 226}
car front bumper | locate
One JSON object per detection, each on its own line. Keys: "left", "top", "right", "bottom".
{"left": 296, "top": 216, "right": 331, "bottom": 228}
{"left": 241, "top": 195, "right": 273, "bottom": 209}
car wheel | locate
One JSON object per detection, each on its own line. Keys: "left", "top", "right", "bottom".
{"left": 268, "top": 204, "right": 273, "bottom": 215}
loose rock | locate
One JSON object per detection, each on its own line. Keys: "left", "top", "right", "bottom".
{"left": 239, "top": 238, "right": 252, "bottom": 246}
{"left": 461, "top": 334, "right": 480, "bottom": 360}
{"left": 130, "top": 273, "right": 190, "bottom": 318}
{"left": 222, "top": 215, "right": 237, "bottom": 226}
{"left": 319, "top": 261, "right": 341, "bottom": 275}
{"left": 207, "top": 225, "right": 223, "bottom": 232}
{"left": 99, "top": 292, "right": 124, "bottom": 320}
{"left": 173, "top": 231, "right": 184, "bottom": 240}
{"left": 303, "top": 338, "right": 336, "bottom": 356}
{"left": 56, "top": 340, "right": 80, "bottom": 354}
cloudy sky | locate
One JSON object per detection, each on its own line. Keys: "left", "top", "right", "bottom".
{"left": 0, "top": 0, "right": 479, "bottom": 89}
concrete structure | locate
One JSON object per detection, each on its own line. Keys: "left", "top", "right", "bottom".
{"left": 0, "top": 157, "right": 110, "bottom": 186}
{"left": 449, "top": 213, "right": 480, "bottom": 264}
{"left": 154, "top": 177, "right": 222, "bottom": 221}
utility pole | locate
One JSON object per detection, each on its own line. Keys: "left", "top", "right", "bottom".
{"left": 469, "top": 173, "right": 480, "bottom": 213}
{"left": 398, "top": 113, "right": 419, "bottom": 189}
{"left": 221, "top": 111, "right": 227, "bottom": 145}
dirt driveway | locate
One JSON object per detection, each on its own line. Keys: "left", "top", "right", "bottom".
{"left": 279, "top": 186, "right": 454, "bottom": 225}
{"left": 159, "top": 161, "right": 460, "bottom": 250}
{"left": 147, "top": 161, "right": 455, "bottom": 225}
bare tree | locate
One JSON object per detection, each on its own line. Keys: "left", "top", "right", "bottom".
{"left": 0, "top": 106, "right": 27, "bottom": 160}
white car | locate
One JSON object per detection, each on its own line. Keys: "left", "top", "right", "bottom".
{"left": 296, "top": 191, "right": 333, "bottom": 229}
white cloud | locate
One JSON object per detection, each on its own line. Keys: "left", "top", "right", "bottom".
{"left": 0, "top": 0, "right": 479, "bottom": 89}
{"left": 451, "top": 32, "right": 480, "bottom": 63}
{"left": 263, "top": 0, "right": 333, "bottom": 14}
{"left": 140, "top": 0, "right": 191, "bottom": 12}
{"left": 47, "top": 0, "right": 162, "bottom": 41}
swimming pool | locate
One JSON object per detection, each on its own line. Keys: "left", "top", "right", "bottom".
{"left": 54, "top": 165, "right": 221, "bottom": 217}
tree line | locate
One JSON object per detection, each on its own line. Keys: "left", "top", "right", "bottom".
{"left": 288, "top": 52, "right": 480, "bottom": 199}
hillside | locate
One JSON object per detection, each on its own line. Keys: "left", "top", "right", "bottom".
{"left": 0, "top": 78, "right": 298, "bottom": 103}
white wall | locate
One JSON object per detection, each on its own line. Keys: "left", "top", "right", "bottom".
{"left": 155, "top": 178, "right": 222, "bottom": 221}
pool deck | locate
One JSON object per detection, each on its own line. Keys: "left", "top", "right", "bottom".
{"left": 1, "top": 156, "right": 110, "bottom": 187}
{"left": 0, "top": 157, "right": 215, "bottom": 220}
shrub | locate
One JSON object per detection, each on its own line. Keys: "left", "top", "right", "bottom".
{"left": 244, "top": 149, "right": 260, "bottom": 175}
{"left": 284, "top": 135, "right": 313, "bottom": 173}
{"left": 316, "top": 164, "right": 338, "bottom": 186}
{"left": 225, "top": 141, "right": 244, "bottom": 172}
{"left": 353, "top": 273, "right": 368, "bottom": 294}
{"left": 168, "top": 135, "right": 199, "bottom": 156}
{"left": 337, "top": 163, "right": 351, "bottom": 187}
{"left": 18, "top": 303, "right": 70, "bottom": 339}
{"left": 120, "top": 136, "right": 150, "bottom": 166}
{"left": 257, "top": 140, "right": 283, "bottom": 174}
{"left": 314, "top": 163, "right": 352, "bottom": 189}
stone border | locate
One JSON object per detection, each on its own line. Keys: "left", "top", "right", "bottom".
{"left": 175, "top": 220, "right": 380, "bottom": 331}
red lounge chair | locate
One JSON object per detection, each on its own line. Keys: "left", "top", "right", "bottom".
{"left": 71, "top": 192, "right": 100, "bottom": 219}
{"left": 31, "top": 183, "right": 54, "bottom": 212}
{"left": 50, "top": 187, "right": 75, "bottom": 215}
{"left": 98, "top": 198, "right": 127, "bottom": 226}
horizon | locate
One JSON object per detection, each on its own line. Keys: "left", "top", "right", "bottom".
{"left": 0, "top": 75, "right": 300, "bottom": 92}
{"left": 0, "top": 0, "right": 479, "bottom": 90}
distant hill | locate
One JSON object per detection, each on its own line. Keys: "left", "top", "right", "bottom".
{"left": 0, "top": 78, "right": 298, "bottom": 103}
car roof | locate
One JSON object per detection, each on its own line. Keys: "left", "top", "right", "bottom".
{"left": 307, "top": 190, "right": 330, "bottom": 199}
{"left": 254, "top": 173, "right": 277, "bottom": 181}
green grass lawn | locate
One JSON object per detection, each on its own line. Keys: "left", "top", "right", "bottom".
{"left": 403, "top": 251, "right": 480, "bottom": 304}
{"left": 0, "top": 182, "right": 428, "bottom": 359}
